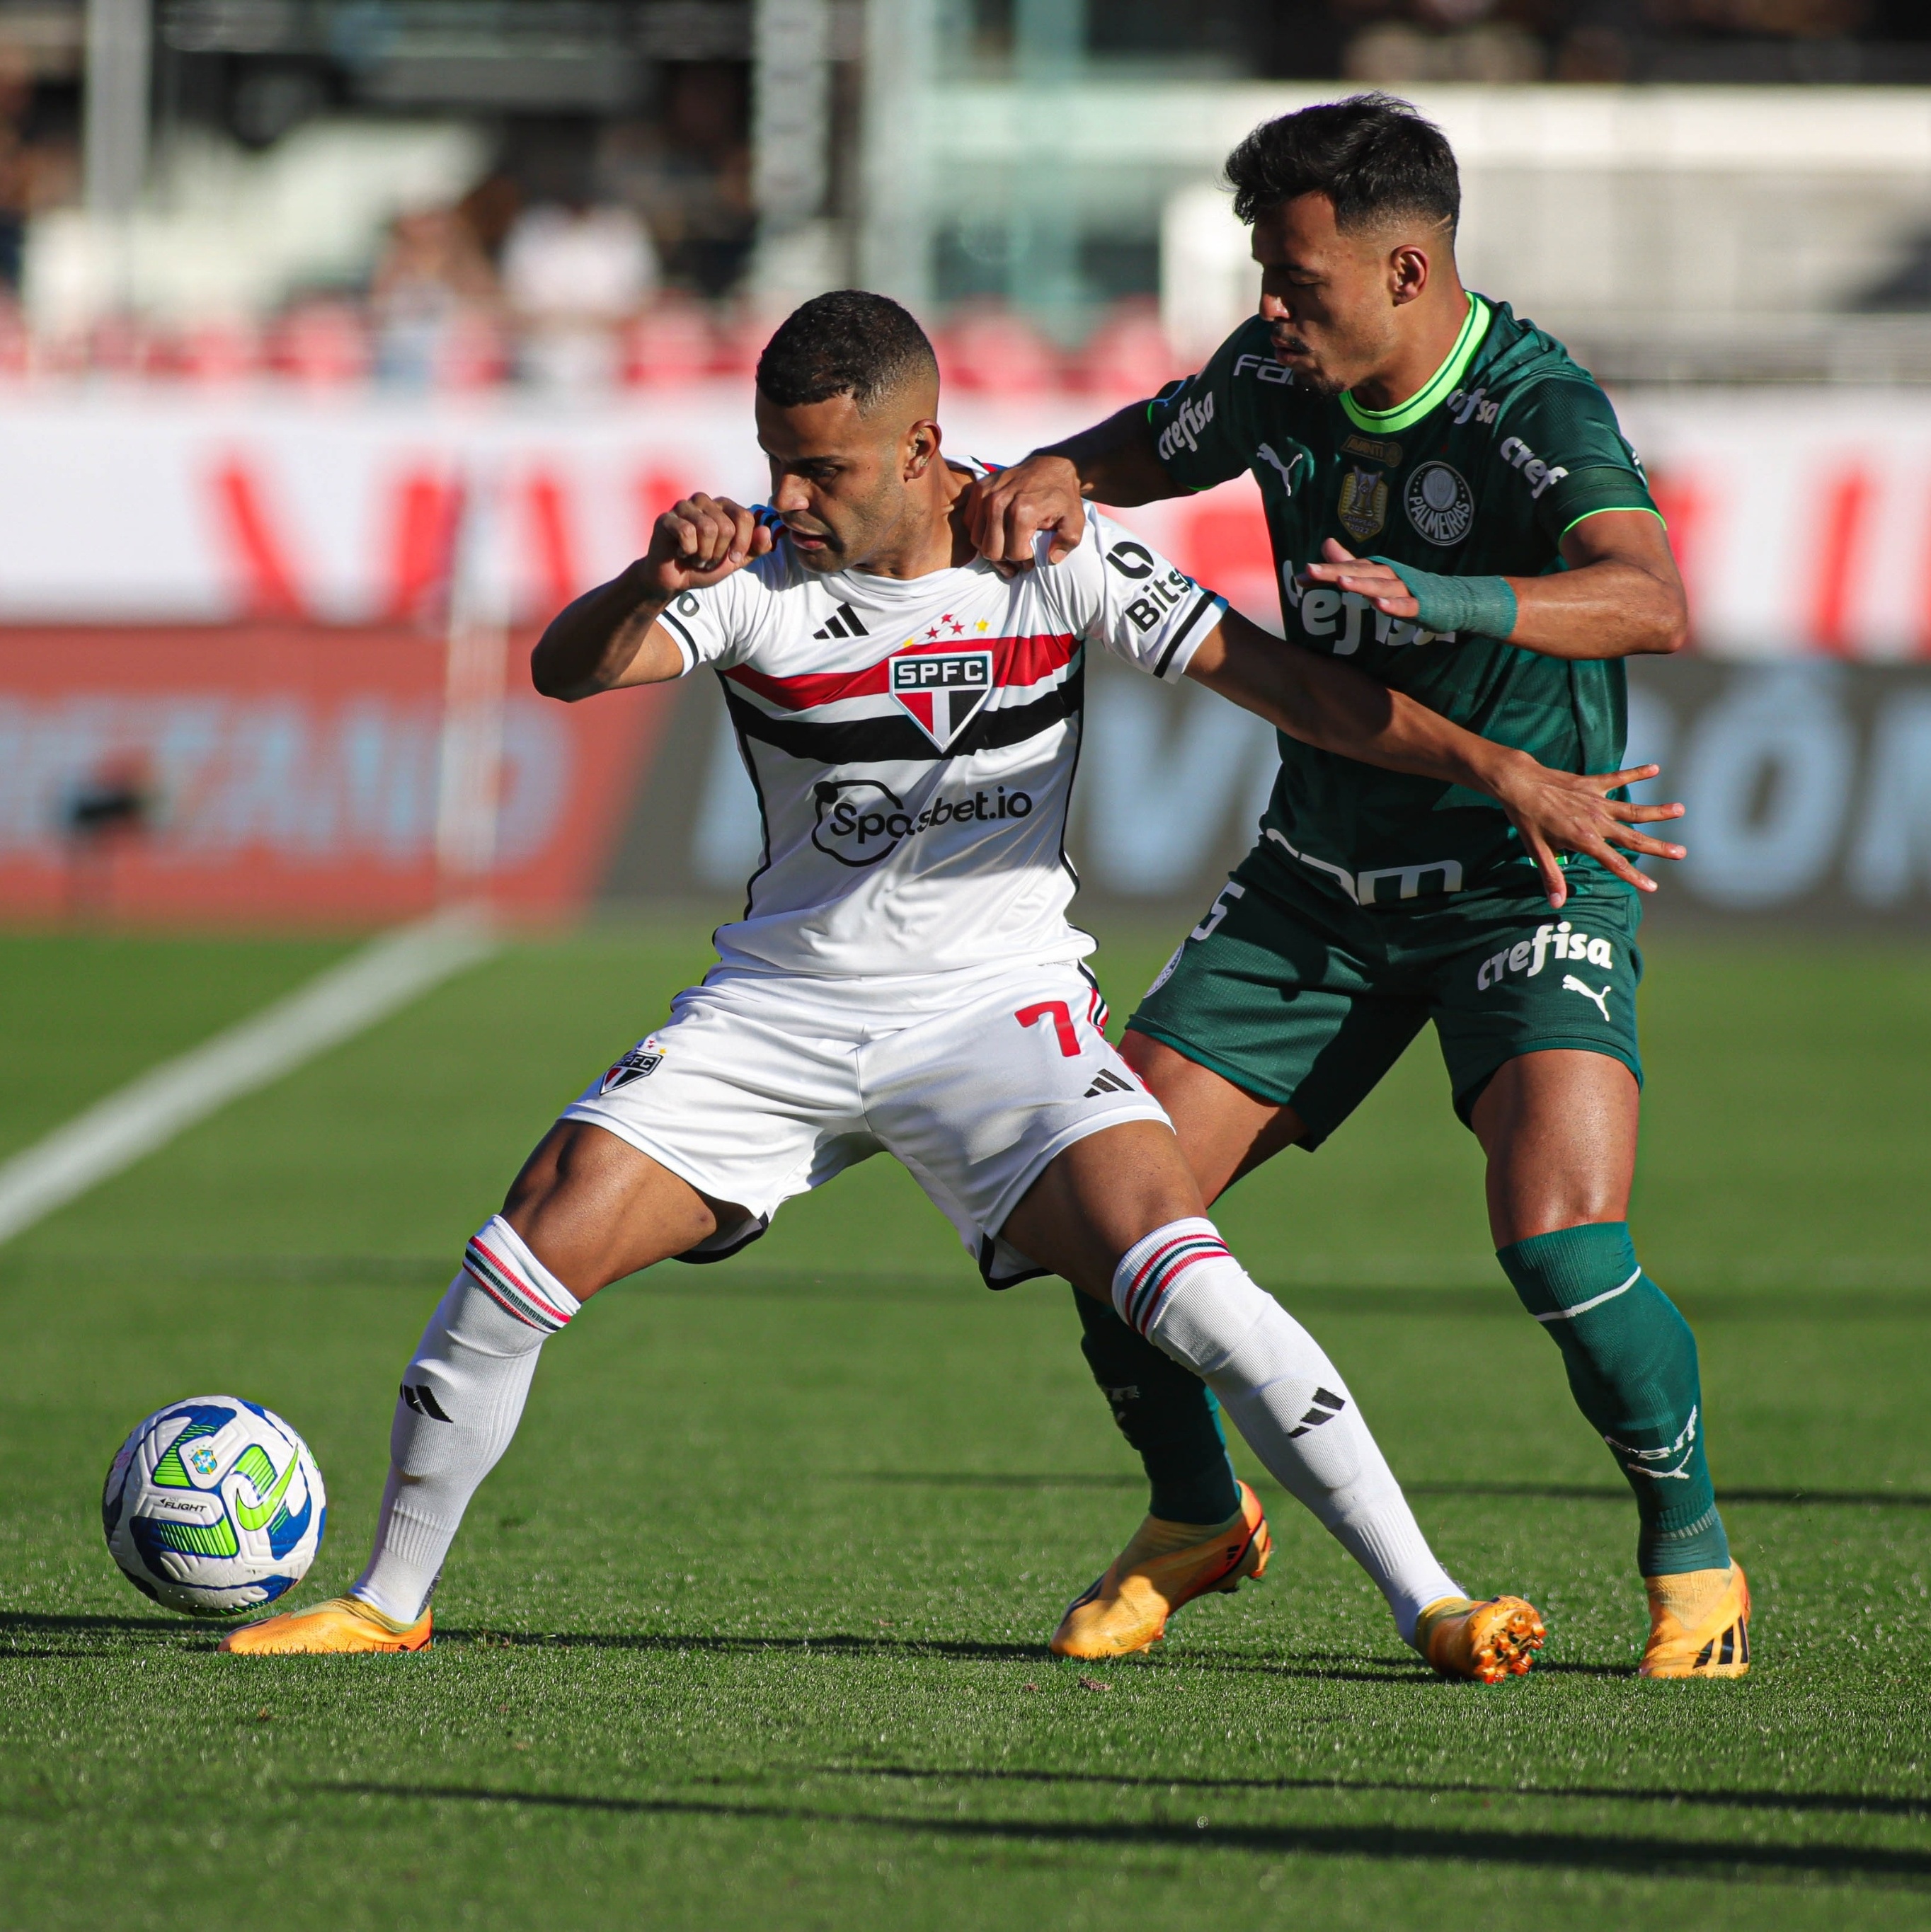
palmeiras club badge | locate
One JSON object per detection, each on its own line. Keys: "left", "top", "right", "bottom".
{"left": 1406, "top": 461, "right": 1475, "bottom": 546}
{"left": 1336, "top": 466, "right": 1389, "bottom": 541}
{"left": 889, "top": 646, "right": 995, "bottom": 751}
{"left": 600, "top": 1037, "right": 664, "bottom": 1093}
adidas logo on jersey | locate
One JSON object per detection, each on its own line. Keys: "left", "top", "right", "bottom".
{"left": 812, "top": 602, "right": 869, "bottom": 640}
{"left": 1084, "top": 1069, "right": 1135, "bottom": 1098}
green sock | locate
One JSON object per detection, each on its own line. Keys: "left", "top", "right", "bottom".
{"left": 1498, "top": 1221, "right": 1731, "bottom": 1577}
{"left": 1071, "top": 1288, "right": 1241, "bottom": 1525}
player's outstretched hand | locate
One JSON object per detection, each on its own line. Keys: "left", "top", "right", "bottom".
{"left": 1300, "top": 538, "right": 1421, "bottom": 616}
{"left": 643, "top": 493, "right": 773, "bottom": 594}
{"left": 963, "top": 454, "right": 1088, "bottom": 570}
{"left": 1487, "top": 757, "right": 1687, "bottom": 909}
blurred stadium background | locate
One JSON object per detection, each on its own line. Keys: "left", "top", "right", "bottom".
{"left": 0, "top": 0, "right": 1927, "bottom": 929}
{"left": 6, "top": 10, "right": 1931, "bottom": 1924}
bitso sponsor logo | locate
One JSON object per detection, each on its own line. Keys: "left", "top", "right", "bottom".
{"left": 1405, "top": 462, "right": 1474, "bottom": 546}
{"left": 810, "top": 778, "right": 1033, "bottom": 868}
{"left": 1474, "top": 921, "right": 1615, "bottom": 991}
{"left": 1155, "top": 390, "right": 1216, "bottom": 462}
{"left": 889, "top": 649, "right": 992, "bottom": 750}
{"left": 600, "top": 1036, "right": 665, "bottom": 1093}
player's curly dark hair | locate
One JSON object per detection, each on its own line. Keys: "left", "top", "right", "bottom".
{"left": 756, "top": 290, "right": 939, "bottom": 414}
{"left": 1222, "top": 93, "right": 1460, "bottom": 236}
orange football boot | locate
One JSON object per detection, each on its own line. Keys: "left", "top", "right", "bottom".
{"left": 1051, "top": 1481, "right": 1271, "bottom": 1660}
{"left": 1640, "top": 1562, "right": 1750, "bottom": 1679}
{"left": 219, "top": 1595, "right": 432, "bottom": 1655}
{"left": 1414, "top": 1594, "right": 1547, "bottom": 1682}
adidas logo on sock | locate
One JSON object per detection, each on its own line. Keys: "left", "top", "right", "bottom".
{"left": 812, "top": 602, "right": 869, "bottom": 640}
{"left": 1084, "top": 1069, "right": 1134, "bottom": 1098}
{"left": 400, "top": 1382, "right": 452, "bottom": 1422}
{"left": 1284, "top": 1387, "right": 1347, "bottom": 1439}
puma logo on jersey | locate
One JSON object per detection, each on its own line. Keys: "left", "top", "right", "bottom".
{"left": 1084, "top": 1069, "right": 1135, "bottom": 1098}
{"left": 812, "top": 602, "right": 869, "bottom": 640}
{"left": 1564, "top": 975, "right": 1612, "bottom": 1021}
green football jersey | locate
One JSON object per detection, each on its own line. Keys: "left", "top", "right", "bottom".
{"left": 1145, "top": 294, "right": 1659, "bottom": 907}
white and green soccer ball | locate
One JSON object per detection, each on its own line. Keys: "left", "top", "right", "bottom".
{"left": 101, "top": 1397, "right": 326, "bottom": 1618}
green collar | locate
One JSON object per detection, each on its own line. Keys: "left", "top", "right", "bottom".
{"left": 1339, "top": 294, "right": 1489, "bottom": 436}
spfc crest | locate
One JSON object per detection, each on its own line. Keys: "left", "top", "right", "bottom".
{"left": 889, "top": 649, "right": 993, "bottom": 752}
{"left": 1336, "top": 465, "right": 1389, "bottom": 541}
{"left": 600, "top": 1037, "right": 664, "bottom": 1094}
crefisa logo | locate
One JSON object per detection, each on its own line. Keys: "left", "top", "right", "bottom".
{"left": 811, "top": 778, "right": 1032, "bottom": 868}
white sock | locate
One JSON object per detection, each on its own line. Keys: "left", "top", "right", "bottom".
{"left": 352, "top": 1215, "right": 580, "bottom": 1623}
{"left": 1115, "top": 1218, "right": 1460, "bottom": 1645}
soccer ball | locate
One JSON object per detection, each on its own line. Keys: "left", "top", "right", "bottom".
{"left": 101, "top": 1396, "right": 326, "bottom": 1617}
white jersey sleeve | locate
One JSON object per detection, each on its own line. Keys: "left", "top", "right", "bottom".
{"left": 1041, "top": 509, "right": 1227, "bottom": 683}
{"left": 652, "top": 547, "right": 791, "bottom": 674}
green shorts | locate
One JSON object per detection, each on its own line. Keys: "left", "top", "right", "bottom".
{"left": 1130, "top": 863, "right": 1644, "bottom": 1148}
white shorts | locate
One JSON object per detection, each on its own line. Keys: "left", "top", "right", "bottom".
{"left": 559, "top": 960, "right": 1169, "bottom": 1284}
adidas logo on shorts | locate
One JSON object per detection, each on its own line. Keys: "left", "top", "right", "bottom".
{"left": 1084, "top": 1069, "right": 1134, "bottom": 1098}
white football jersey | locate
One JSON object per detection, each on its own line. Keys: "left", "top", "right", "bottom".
{"left": 658, "top": 498, "right": 1225, "bottom": 977}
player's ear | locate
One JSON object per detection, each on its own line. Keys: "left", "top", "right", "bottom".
{"left": 903, "top": 418, "right": 941, "bottom": 481}
{"left": 1389, "top": 241, "right": 1429, "bottom": 308}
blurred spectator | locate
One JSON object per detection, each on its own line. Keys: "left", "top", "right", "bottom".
{"left": 371, "top": 204, "right": 501, "bottom": 389}
{"left": 600, "top": 64, "right": 754, "bottom": 299}
{"left": 501, "top": 199, "right": 658, "bottom": 391}
{"left": 0, "top": 43, "right": 35, "bottom": 292}
{"left": 939, "top": 306, "right": 1062, "bottom": 397}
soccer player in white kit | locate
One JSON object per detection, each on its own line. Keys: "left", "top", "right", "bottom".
{"left": 223, "top": 293, "right": 1645, "bottom": 1677}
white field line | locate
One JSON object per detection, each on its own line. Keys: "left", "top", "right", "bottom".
{"left": 0, "top": 907, "right": 500, "bottom": 1247}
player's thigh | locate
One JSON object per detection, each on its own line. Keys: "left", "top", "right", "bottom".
{"left": 503, "top": 1120, "right": 742, "bottom": 1296}
{"left": 1428, "top": 892, "right": 1644, "bottom": 1243}
{"left": 1128, "top": 875, "right": 1426, "bottom": 1193}
{"left": 544, "top": 987, "right": 875, "bottom": 1284}
{"left": 999, "top": 1118, "right": 1204, "bottom": 1302}
{"left": 861, "top": 965, "right": 1169, "bottom": 1287}
{"left": 1467, "top": 1050, "right": 1640, "bottom": 1245}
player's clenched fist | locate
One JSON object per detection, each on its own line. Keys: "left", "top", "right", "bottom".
{"left": 643, "top": 493, "right": 774, "bottom": 593}
{"left": 532, "top": 490, "right": 773, "bottom": 701}
{"left": 963, "top": 454, "right": 1088, "bottom": 568}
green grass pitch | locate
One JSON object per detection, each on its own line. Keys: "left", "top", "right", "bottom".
{"left": 1, "top": 921, "right": 1929, "bottom": 1930}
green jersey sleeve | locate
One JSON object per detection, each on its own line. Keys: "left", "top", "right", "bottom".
{"left": 1143, "top": 318, "right": 1273, "bottom": 494}
{"left": 1492, "top": 374, "right": 1658, "bottom": 546}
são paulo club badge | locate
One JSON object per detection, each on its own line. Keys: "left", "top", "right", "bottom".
{"left": 600, "top": 1037, "right": 664, "bottom": 1093}
{"left": 889, "top": 648, "right": 994, "bottom": 751}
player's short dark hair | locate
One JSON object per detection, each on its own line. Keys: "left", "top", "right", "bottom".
{"left": 1222, "top": 93, "right": 1459, "bottom": 236}
{"left": 756, "top": 290, "right": 939, "bottom": 414}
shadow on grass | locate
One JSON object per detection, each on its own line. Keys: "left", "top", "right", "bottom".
{"left": 435, "top": 1628, "right": 1433, "bottom": 1684}
{"left": 316, "top": 1781, "right": 1931, "bottom": 1884}
{"left": 808, "top": 1761, "right": 1931, "bottom": 1822}
{"left": 854, "top": 1473, "right": 1931, "bottom": 1509}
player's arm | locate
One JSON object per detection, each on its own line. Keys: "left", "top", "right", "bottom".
{"left": 1186, "top": 606, "right": 1685, "bottom": 907}
{"left": 1302, "top": 511, "right": 1688, "bottom": 661}
{"left": 530, "top": 493, "right": 772, "bottom": 701}
{"left": 966, "top": 404, "right": 1181, "bottom": 568}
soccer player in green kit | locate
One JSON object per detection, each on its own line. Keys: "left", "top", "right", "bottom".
{"left": 970, "top": 93, "right": 1748, "bottom": 1679}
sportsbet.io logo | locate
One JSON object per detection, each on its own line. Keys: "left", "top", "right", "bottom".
{"left": 811, "top": 778, "right": 1032, "bottom": 868}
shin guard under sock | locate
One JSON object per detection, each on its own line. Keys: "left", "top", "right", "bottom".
{"left": 1071, "top": 1287, "right": 1240, "bottom": 1525}
{"left": 1114, "top": 1218, "right": 1460, "bottom": 1643}
{"left": 353, "top": 1215, "right": 580, "bottom": 1623}
{"left": 1498, "top": 1221, "right": 1730, "bottom": 1577}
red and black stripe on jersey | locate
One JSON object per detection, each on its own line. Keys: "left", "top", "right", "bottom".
{"left": 714, "top": 629, "right": 1086, "bottom": 766}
